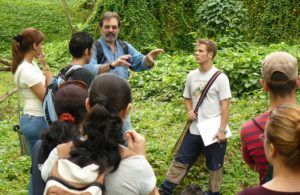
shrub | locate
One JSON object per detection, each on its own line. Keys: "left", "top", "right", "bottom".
{"left": 243, "top": 0, "right": 299, "bottom": 44}
{"left": 195, "top": 0, "right": 248, "bottom": 39}
{"left": 130, "top": 42, "right": 300, "bottom": 98}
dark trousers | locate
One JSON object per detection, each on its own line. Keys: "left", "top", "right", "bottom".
{"left": 161, "top": 130, "right": 227, "bottom": 194}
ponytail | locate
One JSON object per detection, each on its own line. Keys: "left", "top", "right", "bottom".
{"left": 69, "top": 74, "right": 132, "bottom": 175}
{"left": 11, "top": 28, "right": 44, "bottom": 73}
{"left": 69, "top": 95, "right": 123, "bottom": 174}
{"left": 12, "top": 37, "right": 24, "bottom": 73}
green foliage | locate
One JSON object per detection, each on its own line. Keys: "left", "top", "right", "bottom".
{"left": 196, "top": 0, "right": 247, "bottom": 39}
{"left": 130, "top": 53, "right": 194, "bottom": 101}
{"left": 130, "top": 42, "right": 300, "bottom": 97}
{"left": 216, "top": 42, "right": 300, "bottom": 96}
{"left": 243, "top": 0, "right": 299, "bottom": 44}
{"left": 0, "top": 0, "right": 300, "bottom": 194}
{"left": 0, "top": 0, "right": 88, "bottom": 54}
{"left": 0, "top": 72, "right": 30, "bottom": 194}
{"left": 44, "top": 40, "right": 71, "bottom": 70}
{"left": 83, "top": 0, "right": 202, "bottom": 52}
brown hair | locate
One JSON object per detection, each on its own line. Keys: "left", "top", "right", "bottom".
{"left": 11, "top": 28, "right": 44, "bottom": 73}
{"left": 99, "top": 11, "right": 121, "bottom": 28}
{"left": 265, "top": 104, "right": 300, "bottom": 169}
{"left": 196, "top": 39, "right": 217, "bottom": 59}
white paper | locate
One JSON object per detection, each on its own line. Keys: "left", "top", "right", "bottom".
{"left": 196, "top": 115, "right": 231, "bottom": 146}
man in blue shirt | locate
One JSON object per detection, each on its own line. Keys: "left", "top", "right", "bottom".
{"left": 85, "top": 11, "right": 163, "bottom": 132}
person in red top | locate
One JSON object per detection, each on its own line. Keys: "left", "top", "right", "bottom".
{"left": 239, "top": 104, "right": 300, "bottom": 195}
{"left": 240, "top": 51, "right": 299, "bottom": 184}
{"left": 241, "top": 111, "right": 270, "bottom": 183}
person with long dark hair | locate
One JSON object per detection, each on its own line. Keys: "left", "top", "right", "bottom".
{"left": 239, "top": 104, "right": 300, "bottom": 194}
{"left": 31, "top": 82, "right": 88, "bottom": 195}
{"left": 41, "top": 74, "right": 157, "bottom": 194}
{"left": 12, "top": 28, "right": 53, "bottom": 155}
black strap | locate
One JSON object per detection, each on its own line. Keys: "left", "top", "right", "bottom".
{"left": 47, "top": 176, "right": 105, "bottom": 191}
{"left": 252, "top": 118, "right": 265, "bottom": 133}
{"left": 95, "top": 41, "right": 106, "bottom": 64}
{"left": 95, "top": 40, "right": 129, "bottom": 64}
{"left": 118, "top": 40, "right": 129, "bottom": 55}
{"left": 193, "top": 71, "right": 222, "bottom": 115}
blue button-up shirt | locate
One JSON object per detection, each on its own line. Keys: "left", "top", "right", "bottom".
{"left": 85, "top": 37, "right": 152, "bottom": 80}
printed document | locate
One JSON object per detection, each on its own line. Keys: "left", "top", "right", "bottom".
{"left": 197, "top": 115, "right": 231, "bottom": 146}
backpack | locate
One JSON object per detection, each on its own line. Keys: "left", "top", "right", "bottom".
{"left": 43, "top": 143, "right": 105, "bottom": 195}
{"left": 43, "top": 65, "right": 82, "bottom": 125}
{"left": 94, "top": 40, "right": 129, "bottom": 64}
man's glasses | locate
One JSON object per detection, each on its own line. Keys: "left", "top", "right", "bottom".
{"left": 103, "top": 25, "right": 119, "bottom": 30}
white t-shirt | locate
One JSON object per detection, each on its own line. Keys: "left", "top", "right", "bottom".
{"left": 183, "top": 66, "right": 231, "bottom": 135}
{"left": 42, "top": 148, "right": 156, "bottom": 195}
{"left": 14, "top": 60, "right": 45, "bottom": 116}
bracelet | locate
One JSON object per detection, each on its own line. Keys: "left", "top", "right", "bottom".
{"left": 109, "top": 63, "right": 115, "bottom": 69}
{"left": 42, "top": 66, "right": 50, "bottom": 71}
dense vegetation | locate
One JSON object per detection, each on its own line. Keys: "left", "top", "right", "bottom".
{"left": 243, "top": 0, "right": 300, "bottom": 43}
{"left": 83, "top": 0, "right": 299, "bottom": 52}
{"left": 0, "top": 0, "right": 299, "bottom": 194}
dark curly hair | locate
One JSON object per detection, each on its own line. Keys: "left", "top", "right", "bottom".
{"left": 40, "top": 84, "right": 88, "bottom": 162}
{"left": 69, "top": 73, "right": 132, "bottom": 174}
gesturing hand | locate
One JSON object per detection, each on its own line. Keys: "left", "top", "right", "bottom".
{"left": 125, "top": 130, "right": 146, "bottom": 157}
{"left": 147, "top": 49, "right": 164, "bottom": 63}
{"left": 111, "top": 54, "right": 132, "bottom": 67}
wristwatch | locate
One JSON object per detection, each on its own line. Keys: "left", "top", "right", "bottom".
{"left": 109, "top": 63, "right": 115, "bottom": 69}
{"left": 219, "top": 129, "right": 227, "bottom": 134}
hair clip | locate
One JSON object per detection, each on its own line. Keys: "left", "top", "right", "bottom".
{"left": 59, "top": 113, "right": 75, "bottom": 123}
{"left": 13, "top": 34, "right": 23, "bottom": 43}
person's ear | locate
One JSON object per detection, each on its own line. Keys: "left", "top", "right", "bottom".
{"left": 269, "top": 143, "right": 276, "bottom": 158}
{"left": 33, "top": 43, "right": 37, "bottom": 51}
{"left": 260, "top": 79, "right": 269, "bottom": 92}
{"left": 208, "top": 51, "right": 213, "bottom": 59}
{"left": 119, "top": 103, "right": 131, "bottom": 121}
{"left": 296, "top": 76, "right": 300, "bottom": 89}
{"left": 85, "top": 98, "right": 91, "bottom": 112}
{"left": 84, "top": 48, "right": 90, "bottom": 56}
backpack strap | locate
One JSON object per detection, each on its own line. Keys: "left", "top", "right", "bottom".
{"left": 49, "top": 158, "right": 105, "bottom": 191}
{"left": 252, "top": 118, "right": 265, "bottom": 133}
{"left": 117, "top": 40, "right": 129, "bottom": 55}
{"left": 46, "top": 176, "right": 105, "bottom": 192}
{"left": 16, "top": 67, "right": 26, "bottom": 121}
{"left": 95, "top": 40, "right": 129, "bottom": 64}
{"left": 95, "top": 41, "right": 106, "bottom": 64}
{"left": 64, "top": 65, "right": 82, "bottom": 80}
{"left": 193, "top": 71, "right": 222, "bottom": 115}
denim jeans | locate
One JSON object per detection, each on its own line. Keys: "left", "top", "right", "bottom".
{"left": 20, "top": 114, "right": 48, "bottom": 156}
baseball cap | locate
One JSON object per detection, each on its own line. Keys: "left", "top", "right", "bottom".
{"left": 262, "top": 51, "right": 298, "bottom": 82}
